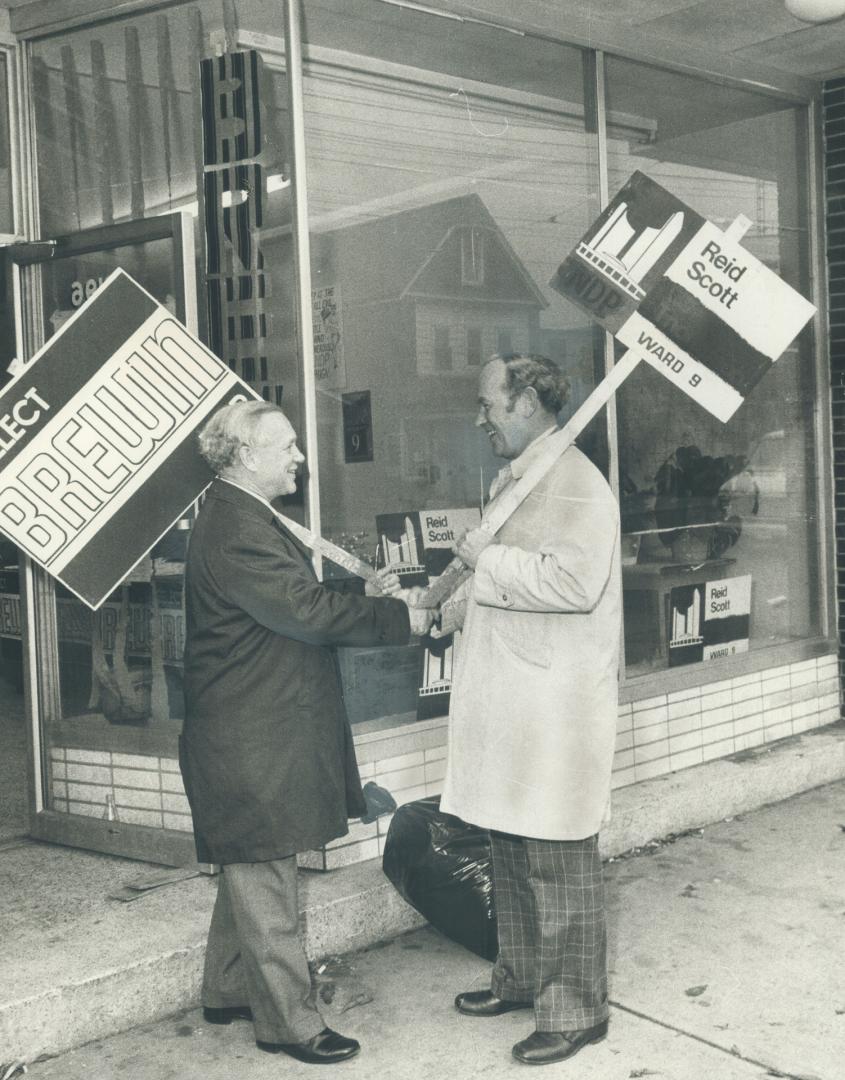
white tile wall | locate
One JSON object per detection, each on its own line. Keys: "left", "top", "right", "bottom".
{"left": 46, "top": 653, "right": 841, "bottom": 868}
{"left": 114, "top": 786, "right": 162, "bottom": 810}
{"left": 112, "top": 767, "right": 160, "bottom": 789}
{"left": 163, "top": 812, "right": 194, "bottom": 833}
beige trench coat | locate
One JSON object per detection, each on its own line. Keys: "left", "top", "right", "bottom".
{"left": 440, "top": 438, "right": 621, "bottom": 841}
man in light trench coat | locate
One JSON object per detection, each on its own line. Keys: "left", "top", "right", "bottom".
{"left": 180, "top": 400, "right": 430, "bottom": 1065}
{"left": 439, "top": 353, "right": 621, "bottom": 1066}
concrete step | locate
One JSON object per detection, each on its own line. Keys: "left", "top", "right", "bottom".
{"left": 2, "top": 721, "right": 843, "bottom": 1064}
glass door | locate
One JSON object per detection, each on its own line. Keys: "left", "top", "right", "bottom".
{"left": 10, "top": 212, "right": 200, "bottom": 864}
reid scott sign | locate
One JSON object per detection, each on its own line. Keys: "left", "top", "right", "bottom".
{"left": 550, "top": 171, "right": 815, "bottom": 421}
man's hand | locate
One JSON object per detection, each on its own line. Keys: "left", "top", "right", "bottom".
{"left": 408, "top": 606, "right": 434, "bottom": 637}
{"left": 452, "top": 527, "right": 496, "bottom": 570}
{"left": 429, "top": 596, "right": 467, "bottom": 639}
{"left": 365, "top": 567, "right": 402, "bottom": 596}
{"left": 398, "top": 586, "right": 434, "bottom": 636}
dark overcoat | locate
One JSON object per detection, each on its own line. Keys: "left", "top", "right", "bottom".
{"left": 179, "top": 480, "right": 410, "bottom": 864}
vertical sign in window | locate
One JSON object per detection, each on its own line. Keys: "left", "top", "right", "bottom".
{"left": 201, "top": 51, "right": 272, "bottom": 386}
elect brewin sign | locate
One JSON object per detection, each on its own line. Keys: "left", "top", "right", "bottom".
{"left": 0, "top": 270, "right": 251, "bottom": 609}
{"left": 550, "top": 171, "right": 815, "bottom": 422}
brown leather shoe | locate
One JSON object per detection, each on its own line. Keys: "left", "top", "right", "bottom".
{"left": 512, "top": 1019, "right": 608, "bottom": 1064}
{"left": 202, "top": 1005, "right": 253, "bottom": 1025}
{"left": 455, "top": 989, "right": 533, "bottom": 1016}
{"left": 257, "top": 1027, "right": 360, "bottom": 1064}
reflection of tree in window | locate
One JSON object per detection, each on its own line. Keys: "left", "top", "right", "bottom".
{"left": 435, "top": 326, "right": 452, "bottom": 370}
{"left": 461, "top": 227, "right": 485, "bottom": 286}
{"left": 497, "top": 330, "right": 512, "bottom": 355}
{"left": 467, "top": 327, "right": 482, "bottom": 366}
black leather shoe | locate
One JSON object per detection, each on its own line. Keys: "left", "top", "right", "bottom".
{"left": 203, "top": 1005, "right": 253, "bottom": 1025}
{"left": 455, "top": 989, "right": 533, "bottom": 1016}
{"left": 257, "top": 1027, "right": 360, "bottom": 1064}
{"left": 512, "top": 1020, "right": 609, "bottom": 1065}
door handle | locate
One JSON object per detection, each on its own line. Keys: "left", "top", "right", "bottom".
{"left": 1, "top": 240, "right": 57, "bottom": 265}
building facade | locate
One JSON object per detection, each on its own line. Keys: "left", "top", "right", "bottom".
{"left": 0, "top": 0, "right": 840, "bottom": 868}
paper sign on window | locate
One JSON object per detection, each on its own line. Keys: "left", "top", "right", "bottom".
{"left": 668, "top": 574, "right": 751, "bottom": 667}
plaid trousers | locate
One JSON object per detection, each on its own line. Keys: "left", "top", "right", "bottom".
{"left": 489, "top": 830, "right": 608, "bottom": 1031}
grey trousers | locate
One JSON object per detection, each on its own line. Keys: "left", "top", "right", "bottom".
{"left": 489, "top": 830, "right": 609, "bottom": 1032}
{"left": 201, "top": 857, "right": 324, "bottom": 1044}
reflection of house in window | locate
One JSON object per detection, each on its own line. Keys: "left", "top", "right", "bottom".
{"left": 497, "top": 330, "right": 513, "bottom": 355}
{"left": 461, "top": 226, "right": 485, "bottom": 285}
{"left": 467, "top": 327, "right": 482, "bottom": 366}
{"left": 309, "top": 193, "right": 547, "bottom": 380}
{"left": 434, "top": 326, "right": 453, "bottom": 370}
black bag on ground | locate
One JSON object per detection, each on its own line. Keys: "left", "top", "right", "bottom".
{"left": 382, "top": 794, "right": 497, "bottom": 961}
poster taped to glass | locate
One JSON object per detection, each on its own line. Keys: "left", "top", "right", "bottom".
{"left": 312, "top": 284, "right": 346, "bottom": 390}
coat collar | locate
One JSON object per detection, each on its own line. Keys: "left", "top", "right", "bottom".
{"left": 510, "top": 424, "right": 559, "bottom": 480}
{"left": 205, "top": 477, "right": 278, "bottom": 524}
{"left": 206, "top": 479, "right": 315, "bottom": 569}
{"left": 489, "top": 425, "right": 560, "bottom": 498}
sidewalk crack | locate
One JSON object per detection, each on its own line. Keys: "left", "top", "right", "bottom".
{"left": 609, "top": 999, "right": 821, "bottom": 1080}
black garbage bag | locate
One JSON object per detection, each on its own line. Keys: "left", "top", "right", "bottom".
{"left": 382, "top": 794, "right": 497, "bottom": 961}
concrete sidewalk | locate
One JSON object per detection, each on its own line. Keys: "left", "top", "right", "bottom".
{"left": 14, "top": 780, "right": 845, "bottom": 1080}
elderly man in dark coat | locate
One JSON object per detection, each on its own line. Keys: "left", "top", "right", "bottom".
{"left": 180, "top": 400, "right": 426, "bottom": 1065}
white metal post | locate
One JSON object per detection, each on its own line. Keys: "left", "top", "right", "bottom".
{"left": 283, "top": 0, "right": 323, "bottom": 577}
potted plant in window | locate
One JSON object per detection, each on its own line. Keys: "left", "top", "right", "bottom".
{"left": 619, "top": 472, "right": 656, "bottom": 565}
{"left": 654, "top": 443, "right": 759, "bottom": 564}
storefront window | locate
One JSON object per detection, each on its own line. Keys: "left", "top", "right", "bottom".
{"left": 300, "top": 1, "right": 602, "bottom": 726}
{"left": 604, "top": 58, "right": 820, "bottom": 676}
{"left": 20, "top": 2, "right": 829, "bottom": 778}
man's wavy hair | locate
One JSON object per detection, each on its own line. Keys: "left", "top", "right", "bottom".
{"left": 496, "top": 353, "right": 570, "bottom": 416}
{"left": 197, "top": 400, "right": 284, "bottom": 473}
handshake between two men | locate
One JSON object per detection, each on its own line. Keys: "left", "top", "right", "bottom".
{"left": 183, "top": 357, "right": 620, "bottom": 1068}
{"left": 364, "top": 526, "right": 495, "bottom": 638}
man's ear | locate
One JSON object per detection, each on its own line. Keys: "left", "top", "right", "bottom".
{"left": 237, "top": 443, "right": 255, "bottom": 471}
{"left": 517, "top": 386, "right": 539, "bottom": 417}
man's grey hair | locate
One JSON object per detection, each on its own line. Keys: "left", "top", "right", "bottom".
{"left": 198, "top": 400, "right": 285, "bottom": 472}
{"left": 495, "top": 353, "right": 570, "bottom": 415}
